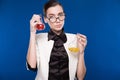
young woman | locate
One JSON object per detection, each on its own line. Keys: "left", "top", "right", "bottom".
{"left": 26, "top": 0, "right": 87, "bottom": 80}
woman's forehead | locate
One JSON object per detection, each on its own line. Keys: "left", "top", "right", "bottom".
{"left": 46, "top": 5, "right": 63, "bottom": 15}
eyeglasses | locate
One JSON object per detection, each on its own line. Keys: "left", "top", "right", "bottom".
{"left": 46, "top": 13, "right": 65, "bottom": 23}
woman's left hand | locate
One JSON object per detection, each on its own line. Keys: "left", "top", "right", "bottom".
{"left": 76, "top": 33, "right": 87, "bottom": 54}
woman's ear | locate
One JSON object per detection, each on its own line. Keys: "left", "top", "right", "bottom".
{"left": 44, "top": 17, "right": 48, "bottom": 23}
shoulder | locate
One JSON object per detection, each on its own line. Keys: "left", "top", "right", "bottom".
{"left": 36, "top": 32, "right": 48, "bottom": 37}
{"left": 65, "top": 33, "right": 76, "bottom": 38}
{"left": 36, "top": 32, "right": 48, "bottom": 41}
{"left": 65, "top": 33, "right": 77, "bottom": 43}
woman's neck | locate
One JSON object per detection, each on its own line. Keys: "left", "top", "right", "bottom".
{"left": 52, "top": 30, "right": 62, "bottom": 35}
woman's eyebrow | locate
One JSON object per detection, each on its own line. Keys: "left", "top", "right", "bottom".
{"left": 48, "top": 12, "right": 64, "bottom": 16}
{"left": 48, "top": 14, "right": 55, "bottom": 16}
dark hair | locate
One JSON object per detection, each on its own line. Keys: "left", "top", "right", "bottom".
{"left": 43, "top": 0, "right": 64, "bottom": 17}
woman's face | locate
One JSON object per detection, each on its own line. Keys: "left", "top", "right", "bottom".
{"left": 44, "top": 5, "right": 65, "bottom": 32}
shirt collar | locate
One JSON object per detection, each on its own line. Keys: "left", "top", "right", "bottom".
{"left": 48, "top": 28, "right": 67, "bottom": 43}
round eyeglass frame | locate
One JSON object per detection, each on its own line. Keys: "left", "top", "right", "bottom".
{"left": 46, "top": 14, "right": 65, "bottom": 23}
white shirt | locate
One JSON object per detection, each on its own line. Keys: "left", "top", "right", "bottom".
{"left": 28, "top": 33, "right": 79, "bottom": 80}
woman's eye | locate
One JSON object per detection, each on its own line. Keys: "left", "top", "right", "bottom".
{"left": 59, "top": 13, "right": 64, "bottom": 16}
{"left": 49, "top": 16, "right": 54, "bottom": 19}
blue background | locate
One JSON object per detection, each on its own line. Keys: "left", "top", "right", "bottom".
{"left": 0, "top": 0, "right": 120, "bottom": 80}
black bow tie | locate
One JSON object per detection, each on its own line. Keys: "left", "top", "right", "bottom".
{"left": 48, "top": 29, "right": 67, "bottom": 44}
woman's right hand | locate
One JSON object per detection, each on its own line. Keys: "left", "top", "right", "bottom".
{"left": 30, "top": 14, "right": 42, "bottom": 34}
